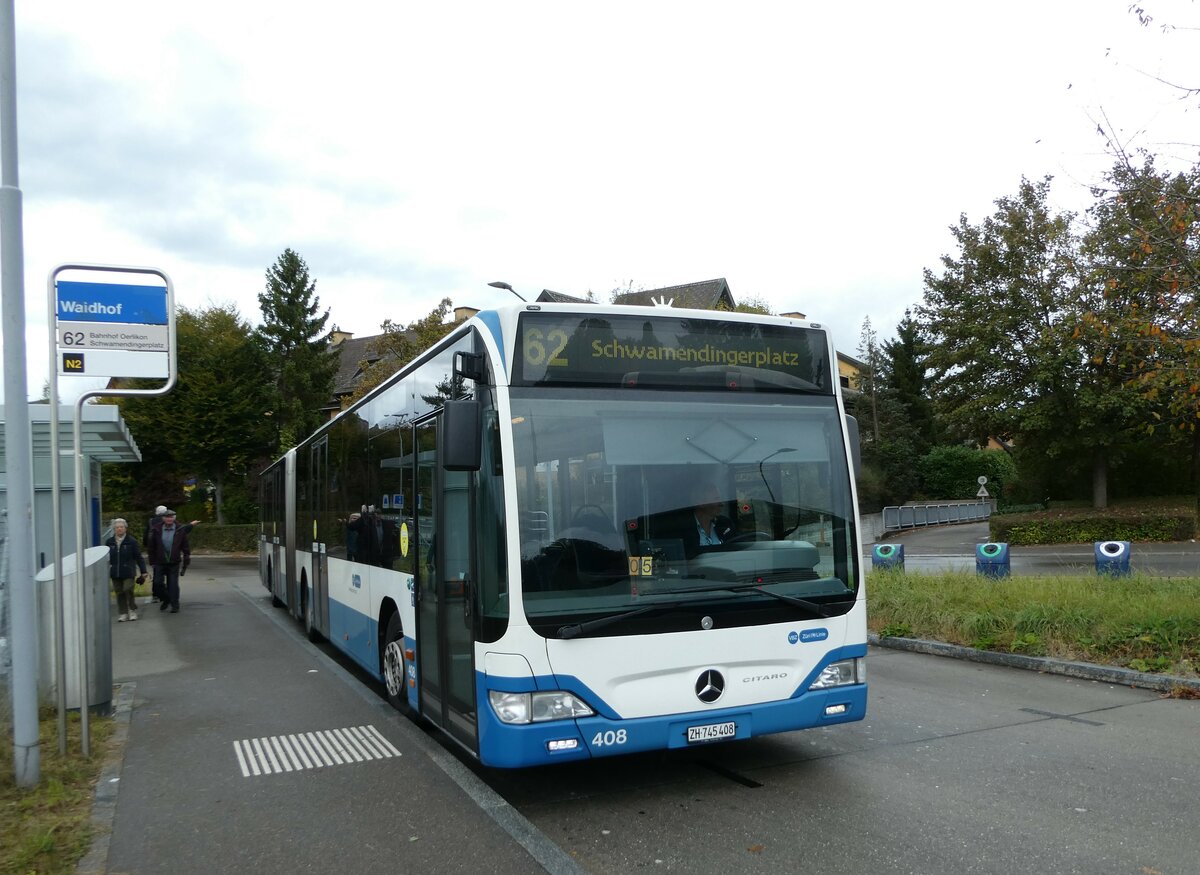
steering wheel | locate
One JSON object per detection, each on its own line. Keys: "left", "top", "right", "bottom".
{"left": 724, "top": 531, "right": 772, "bottom": 544}
{"left": 571, "top": 504, "right": 610, "bottom": 526}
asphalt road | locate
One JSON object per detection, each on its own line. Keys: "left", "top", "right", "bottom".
{"left": 101, "top": 556, "right": 1199, "bottom": 874}
{"left": 488, "top": 646, "right": 1199, "bottom": 874}
{"left": 868, "top": 521, "right": 1200, "bottom": 576}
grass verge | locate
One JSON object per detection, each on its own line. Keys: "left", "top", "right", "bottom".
{"left": 1, "top": 707, "right": 115, "bottom": 874}
{"left": 868, "top": 570, "right": 1200, "bottom": 679}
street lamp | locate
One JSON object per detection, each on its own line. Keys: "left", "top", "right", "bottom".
{"left": 488, "top": 280, "right": 527, "bottom": 303}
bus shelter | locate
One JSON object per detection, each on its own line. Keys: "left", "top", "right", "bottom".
{"left": 0, "top": 403, "right": 142, "bottom": 569}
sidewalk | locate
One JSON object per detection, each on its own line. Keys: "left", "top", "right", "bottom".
{"left": 85, "top": 556, "right": 581, "bottom": 874}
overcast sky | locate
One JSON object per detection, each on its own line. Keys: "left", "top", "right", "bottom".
{"left": 3, "top": 0, "right": 1197, "bottom": 401}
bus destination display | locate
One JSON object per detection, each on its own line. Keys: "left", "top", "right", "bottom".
{"left": 516, "top": 312, "right": 831, "bottom": 393}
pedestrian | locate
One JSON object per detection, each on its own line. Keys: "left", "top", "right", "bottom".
{"left": 145, "top": 504, "right": 201, "bottom": 603}
{"left": 146, "top": 509, "right": 191, "bottom": 613}
{"left": 145, "top": 504, "right": 169, "bottom": 603}
{"left": 106, "top": 518, "right": 148, "bottom": 622}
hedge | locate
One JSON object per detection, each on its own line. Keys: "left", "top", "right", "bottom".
{"left": 103, "top": 512, "right": 258, "bottom": 554}
{"left": 991, "top": 504, "right": 1197, "bottom": 545}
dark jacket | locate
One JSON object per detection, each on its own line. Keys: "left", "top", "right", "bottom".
{"left": 106, "top": 535, "right": 148, "bottom": 580}
{"left": 147, "top": 523, "right": 192, "bottom": 567}
{"left": 679, "top": 514, "right": 736, "bottom": 559}
{"left": 145, "top": 516, "right": 196, "bottom": 564}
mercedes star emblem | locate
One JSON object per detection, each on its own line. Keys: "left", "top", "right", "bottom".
{"left": 695, "top": 669, "right": 725, "bottom": 703}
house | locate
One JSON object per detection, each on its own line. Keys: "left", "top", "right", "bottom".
{"left": 613, "top": 278, "right": 735, "bottom": 310}
{"left": 324, "top": 330, "right": 389, "bottom": 417}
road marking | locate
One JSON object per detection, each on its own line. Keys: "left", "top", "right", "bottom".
{"left": 234, "top": 725, "right": 401, "bottom": 777}
{"left": 1019, "top": 707, "right": 1105, "bottom": 726}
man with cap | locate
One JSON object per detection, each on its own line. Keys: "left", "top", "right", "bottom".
{"left": 145, "top": 505, "right": 200, "bottom": 603}
{"left": 145, "top": 505, "right": 170, "bottom": 603}
{"left": 146, "top": 509, "right": 192, "bottom": 613}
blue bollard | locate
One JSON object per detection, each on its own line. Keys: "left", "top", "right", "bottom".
{"left": 1094, "top": 541, "right": 1131, "bottom": 577}
{"left": 976, "top": 542, "right": 1010, "bottom": 578}
{"left": 872, "top": 543, "right": 905, "bottom": 570}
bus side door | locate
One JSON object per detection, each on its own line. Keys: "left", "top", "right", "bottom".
{"left": 415, "top": 415, "right": 478, "bottom": 753}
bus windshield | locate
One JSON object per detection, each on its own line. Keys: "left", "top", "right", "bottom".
{"left": 511, "top": 388, "right": 859, "bottom": 638}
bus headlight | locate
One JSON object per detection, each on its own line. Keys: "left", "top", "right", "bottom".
{"left": 808, "top": 658, "right": 865, "bottom": 690}
{"left": 489, "top": 690, "right": 595, "bottom": 724}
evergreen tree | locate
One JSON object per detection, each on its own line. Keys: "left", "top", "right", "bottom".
{"left": 879, "top": 311, "right": 939, "bottom": 454}
{"left": 256, "top": 249, "right": 338, "bottom": 450}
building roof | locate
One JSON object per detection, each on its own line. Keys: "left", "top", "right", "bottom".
{"left": 330, "top": 333, "right": 389, "bottom": 400}
{"left": 535, "top": 289, "right": 592, "bottom": 304}
{"left": 613, "top": 278, "right": 734, "bottom": 310}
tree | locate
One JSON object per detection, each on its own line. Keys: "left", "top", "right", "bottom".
{"left": 347, "top": 298, "right": 464, "bottom": 404}
{"left": 919, "top": 176, "right": 1146, "bottom": 509}
{"left": 849, "top": 313, "right": 938, "bottom": 507}
{"left": 856, "top": 316, "right": 882, "bottom": 442}
{"left": 168, "top": 306, "right": 276, "bottom": 522}
{"left": 256, "top": 249, "right": 338, "bottom": 450}
{"left": 879, "top": 311, "right": 939, "bottom": 453}
{"left": 110, "top": 305, "right": 276, "bottom": 523}
{"left": 1081, "top": 151, "right": 1200, "bottom": 495}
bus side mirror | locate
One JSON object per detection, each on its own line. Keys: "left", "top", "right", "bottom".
{"left": 844, "top": 415, "right": 861, "bottom": 479}
{"left": 442, "top": 400, "right": 482, "bottom": 471}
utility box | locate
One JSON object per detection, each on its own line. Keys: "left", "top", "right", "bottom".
{"left": 872, "top": 543, "right": 905, "bottom": 570}
{"left": 35, "top": 546, "right": 112, "bottom": 713}
{"left": 1094, "top": 541, "right": 1132, "bottom": 577}
{"left": 975, "top": 542, "right": 1010, "bottom": 578}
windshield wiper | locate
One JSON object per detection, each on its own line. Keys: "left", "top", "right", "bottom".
{"left": 557, "top": 605, "right": 662, "bottom": 640}
{"left": 658, "top": 582, "right": 852, "bottom": 618}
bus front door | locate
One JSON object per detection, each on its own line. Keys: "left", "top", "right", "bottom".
{"left": 416, "top": 417, "right": 478, "bottom": 753}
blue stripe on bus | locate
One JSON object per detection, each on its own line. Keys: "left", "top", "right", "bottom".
{"left": 327, "top": 597, "right": 380, "bottom": 679}
{"left": 475, "top": 310, "right": 504, "bottom": 368}
{"left": 476, "top": 646, "right": 868, "bottom": 768}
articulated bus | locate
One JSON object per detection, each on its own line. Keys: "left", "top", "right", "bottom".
{"left": 259, "top": 303, "right": 866, "bottom": 768}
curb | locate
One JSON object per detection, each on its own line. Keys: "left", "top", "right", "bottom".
{"left": 868, "top": 633, "right": 1200, "bottom": 695}
{"left": 77, "top": 681, "right": 136, "bottom": 875}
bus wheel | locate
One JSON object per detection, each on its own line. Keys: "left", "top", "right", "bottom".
{"left": 382, "top": 613, "right": 408, "bottom": 712}
{"left": 303, "top": 584, "right": 320, "bottom": 643}
{"left": 271, "top": 574, "right": 284, "bottom": 609}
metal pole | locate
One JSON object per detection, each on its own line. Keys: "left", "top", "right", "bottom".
{"left": 73, "top": 396, "right": 90, "bottom": 756}
{"left": 46, "top": 276, "right": 67, "bottom": 755}
{"left": 1, "top": 0, "right": 39, "bottom": 786}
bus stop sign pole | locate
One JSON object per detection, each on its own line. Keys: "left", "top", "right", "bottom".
{"left": 48, "top": 264, "right": 176, "bottom": 757}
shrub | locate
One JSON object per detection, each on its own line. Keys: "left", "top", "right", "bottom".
{"left": 101, "top": 512, "right": 258, "bottom": 553}
{"left": 918, "top": 445, "right": 1017, "bottom": 501}
{"left": 991, "top": 501, "right": 1197, "bottom": 544}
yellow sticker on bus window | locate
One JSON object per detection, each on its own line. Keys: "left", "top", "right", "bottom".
{"left": 628, "top": 556, "right": 653, "bottom": 576}
{"left": 400, "top": 522, "right": 410, "bottom": 558}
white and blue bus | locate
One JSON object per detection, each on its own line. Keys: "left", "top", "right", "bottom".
{"left": 259, "top": 303, "right": 866, "bottom": 768}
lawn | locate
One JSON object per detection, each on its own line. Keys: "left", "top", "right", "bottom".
{"left": 1, "top": 708, "right": 115, "bottom": 874}
{"left": 868, "top": 569, "right": 1200, "bottom": 679}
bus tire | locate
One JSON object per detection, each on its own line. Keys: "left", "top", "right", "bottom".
{"left": 382, "top": 612, "right": 408, "bottom": 712}
{"left": 303, "top": 583, "right": 320, "bottom": 643}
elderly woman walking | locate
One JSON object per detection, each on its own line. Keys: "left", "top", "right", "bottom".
{"left": 106, "top": 518, "right": 148, "bottom": 622}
